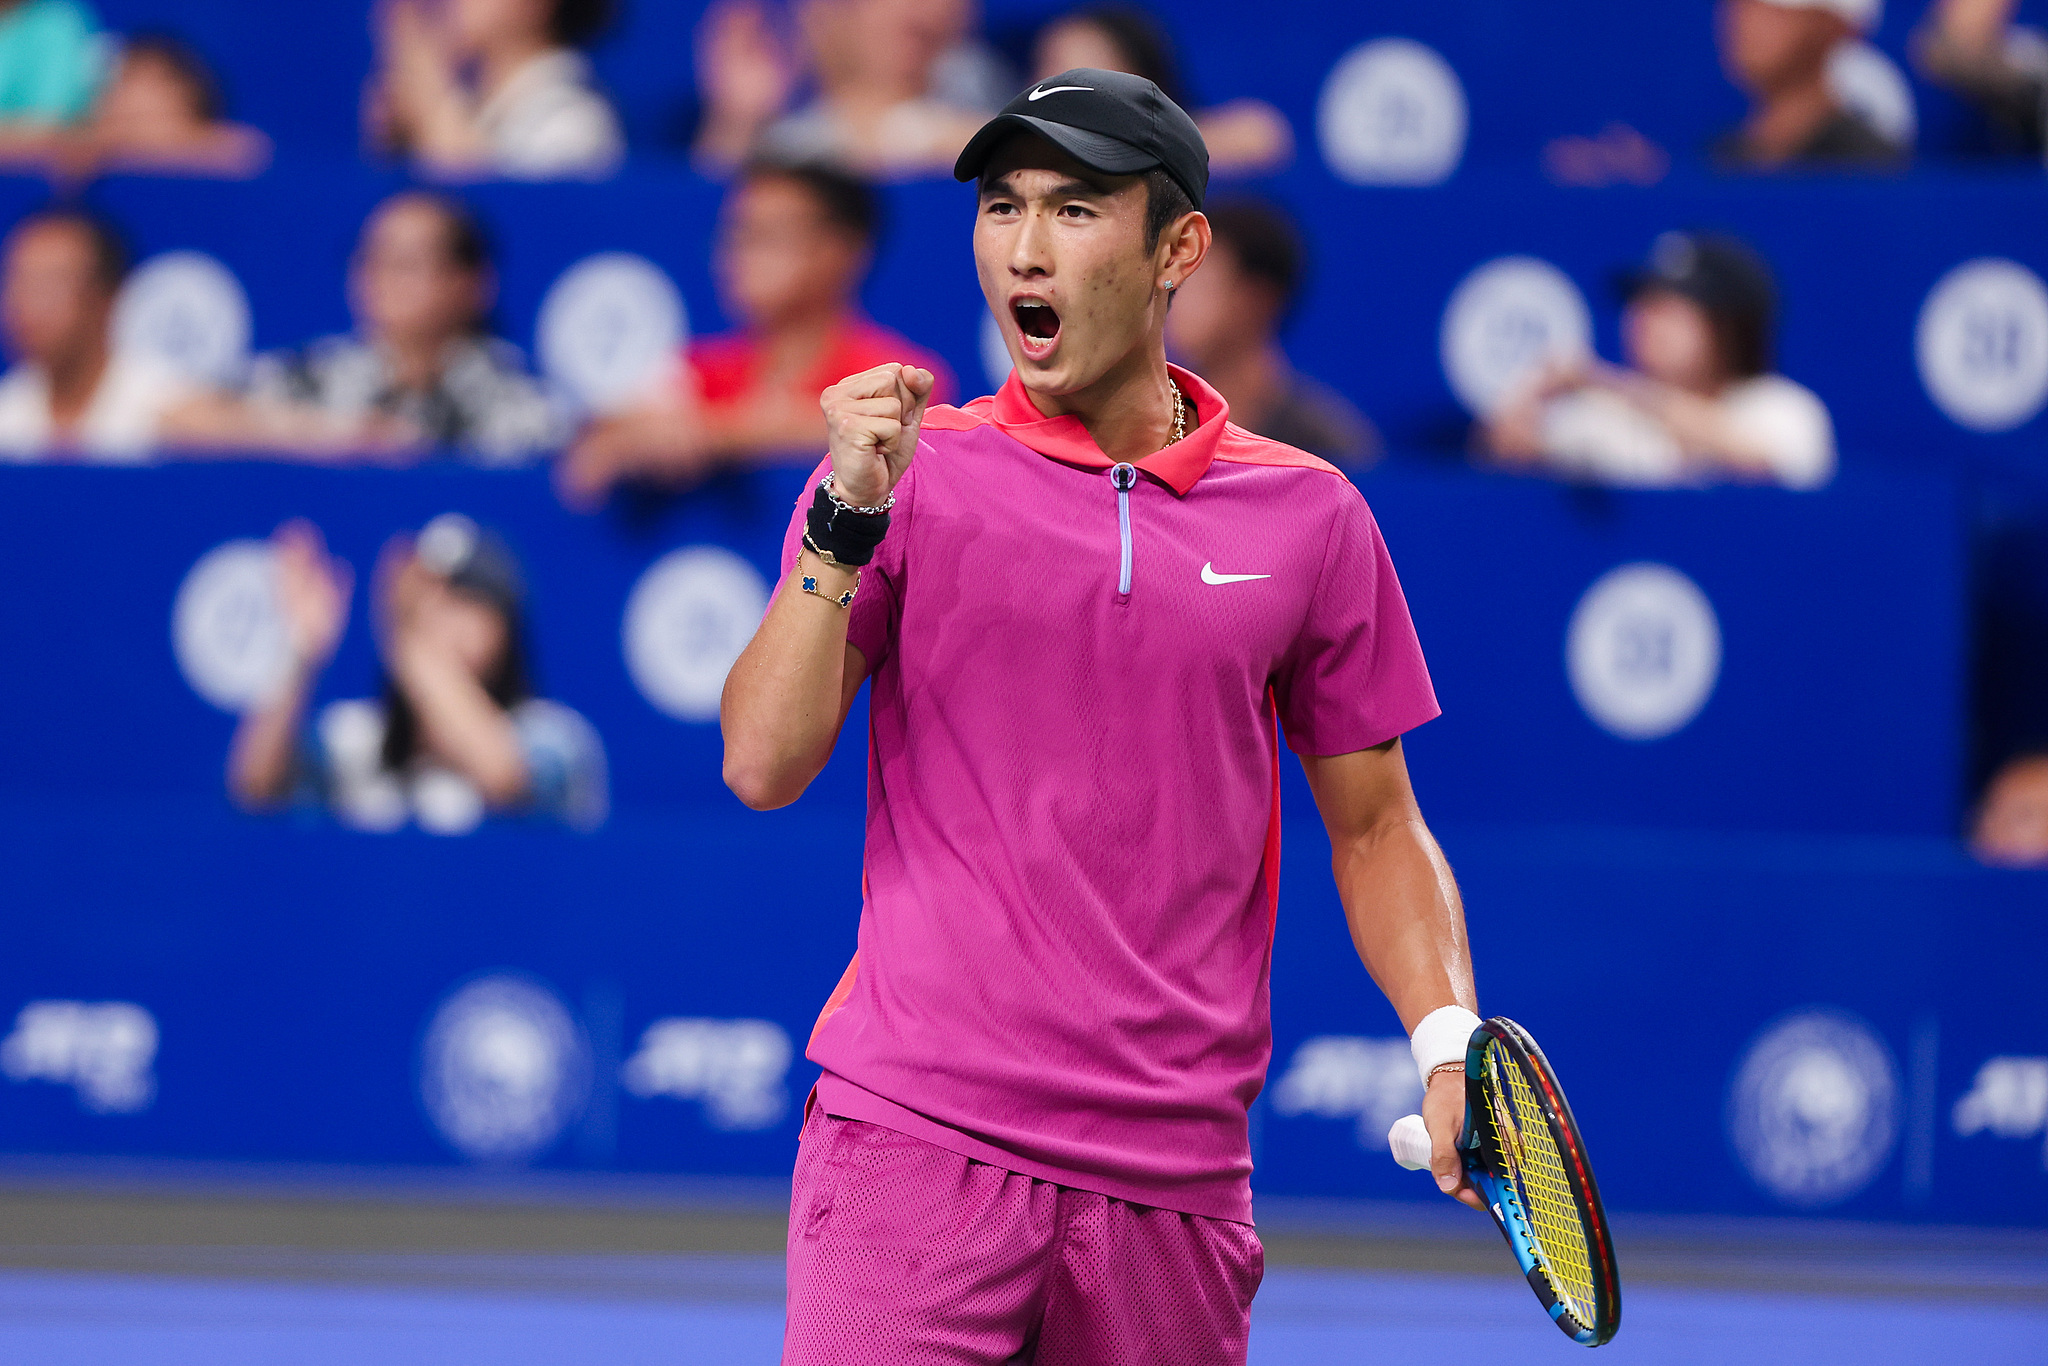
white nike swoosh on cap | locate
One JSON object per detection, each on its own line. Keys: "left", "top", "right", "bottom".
{"left": 1201, "top": 562, "right": 1270, "bottom": 584}
{"left": 1027, "top": 84, "right": 1093, "bottom": 100}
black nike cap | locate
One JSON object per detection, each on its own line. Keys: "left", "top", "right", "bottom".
{"left": 953, "top": 67, "right": 1209, "bottom": 210}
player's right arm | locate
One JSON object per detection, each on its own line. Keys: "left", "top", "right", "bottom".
{"left": 719, "top": 362, "right": 933, "bottom": 810}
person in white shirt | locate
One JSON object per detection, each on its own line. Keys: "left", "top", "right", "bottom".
{"left": 0, "top": 207, "right": 192, "bottom": 462}
{"left": 1484, "top": 231, "right": 1836, "bottom": 490}
{"left": 366, "top": 0, "right": 624, "bottom": 181}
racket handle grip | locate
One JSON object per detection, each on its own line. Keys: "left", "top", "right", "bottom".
{"left": 1388, "top": 1113, "right": 1432, "bottom": 1171}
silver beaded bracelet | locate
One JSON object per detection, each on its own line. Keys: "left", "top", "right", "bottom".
{"left": 820, "top": 472, "right": 895, "bottom": 517}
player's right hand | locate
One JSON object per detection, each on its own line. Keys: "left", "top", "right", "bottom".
{"left": 822, "top": 362, "right": 933, "bottom": 508}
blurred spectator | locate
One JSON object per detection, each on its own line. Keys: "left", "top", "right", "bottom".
{"left": 175, "top": 192, "right": 561, "bottom": 464}
{"left": 0, "top": 207, "right": 195, "bottom": 462}
{"left": 365, "top": 0, "right": 623, "bottom": 181}
{"left": 0, "top": 33, "right": 270, "bottom": 181}
{"left": 228, "top": 515, "right": 608, "bottom": 834}
{"left": 1484, "top": 232, "right": 1836, "bottom": 490}
{"left": 0, "top": 0, "right": 102, "bottom": 129}
{"left": 1913, "top": 0, "right": 2048, "bottom": 154}
{"left": 559, "top": 160, "right": 951, "bottom": 505}
{"left": 709, "top": 0, "right": 995, "bottom": 178}
{"left": 1973, "top": 753, "right": 2048, "bottom": 865}
{"left": 1166, "top": 198, "right": 1376, "bottom": 465}
{"left": 1714, "top": 0, "right": 1905, "bottom": 169}
{"left": 1032, "top": 5, "right": 1291, "bottom": 176}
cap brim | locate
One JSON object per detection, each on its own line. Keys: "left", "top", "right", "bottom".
{"left": 954, "top": 114, "right": 1160, "bottom": 184}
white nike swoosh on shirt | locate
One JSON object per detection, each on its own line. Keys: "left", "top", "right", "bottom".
{"left": 1027, "top": 85, "right": 1093, "bottom": 100}
{"left": 1201, "top": 562, "right": 1271, "bottom": 584}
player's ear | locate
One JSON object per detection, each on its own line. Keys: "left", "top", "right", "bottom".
{"left": 1158, "top": 211, "right": 1210, "bottom": 293}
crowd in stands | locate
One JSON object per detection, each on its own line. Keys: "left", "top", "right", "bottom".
{"left": 0, "top": 0, "right": 2046, "bottom": 855}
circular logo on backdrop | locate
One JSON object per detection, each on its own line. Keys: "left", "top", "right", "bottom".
{"left": 1729, "top": 1008, "right": 1901, "bottom": 1208}
{"left": 419, "top": 973, "right": 590, "bottom": 1163}
{"left": 113, "top": 251, "right": 252, "bottom": 386}
{"left": 980, "top": 308, "right": 1014, "bottom": 390}
{"left": 623, "top": 546, "right": 771, "bottom": 722}
{"left": 1916, "top": 258, "right": 2048, "bottom": 432}
{"left": 172, "top": 539, "right": 290, "bottom": 712}
{"left": 536, "top": 253, "right": 688, "bottom": 414}
{"left": 1440, "top": 256, "right": 1592, "bottom": 416}
{"left": 1567, "top": 563, "right": 1721, "bottom": 741}
{"left": 1826, "top": 41, "right": 1917, "bottom": 149}
{"left": 1317, "top": 39, "right": 1468, "bottom": 186}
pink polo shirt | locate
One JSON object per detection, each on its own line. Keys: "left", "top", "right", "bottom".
{"left": 780, "top": 367, "right": 1438, "bottom": 1223}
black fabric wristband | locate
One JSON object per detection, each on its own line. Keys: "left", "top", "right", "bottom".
{"left": 804, "top": 486, "right": 891, "bottom": 567}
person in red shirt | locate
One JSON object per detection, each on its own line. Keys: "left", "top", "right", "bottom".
{"left": 557, "top": 158, "right": 951, "bottom": 507}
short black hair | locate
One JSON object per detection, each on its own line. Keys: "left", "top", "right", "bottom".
{"left": 741, "top": 159, "right": 880, "bottom": 248}
{"left": 1205, "top": 198, "right": 1304, "bottom": 312}
{"left": 1056, "top": 6, "right": 1186, "bottom": 106}
{"left": 379, "top": 191, "right": 494, "bottom": 274}
{"left": 1142, "top": 167, "right": 1193, "bottom": 253}
{"left": 121, "top": 32, "right": 225, "bottom": 121}
{"left": 549, "top": 0, "right": 615, "bottom": 48}
{"left": 15, "top": 207, "right": 129, "bottom": 292}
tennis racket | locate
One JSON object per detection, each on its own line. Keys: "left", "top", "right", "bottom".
{"left": 1388, "top": 1016, "right": 1620, "bottom": 1347}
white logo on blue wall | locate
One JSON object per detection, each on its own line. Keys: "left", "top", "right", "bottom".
{"left": 1916, "top": 258, "right": 2048, "bottom": 432}
{"left": 1568, "top": 563, "right": 1721, "bottom": 741}
{"left": 174, "top": 539, "right": 291, "bottom": 712}
{"left": 1318, "top": 39, "right": 1467, "bottom": 186}
{"left": 1826, "top": 42, "right": 1916, "bottom": 149}
{"left": 537, "top": 253, "right": 688, "bottom": 414}
{"left": 420, "top": 974, "right": 591, "bottom": 1163}
{"left": 1729, "top": 1008, "right": 1900, "bottom": 1208}
{"left": 0, "top": 1000, "right": 158, "bottom": 1114}
{"left": 624, "top": 546, "right": 770, "bottom": 722}
{"left": 1953, "top": 1055, "right": 2048, "bottom": 1168}
{"left": 1440, "top": 257, "right": 1592, "bottom": 416}
{"left": 1270, "top": 1036, "right": 1421, "bottom": 1150}
{"left": 622, "top": 1017, "right": 793, "bottom": 1130}
{"left": 114, "top": 251, "right": 251, "bottom": 387}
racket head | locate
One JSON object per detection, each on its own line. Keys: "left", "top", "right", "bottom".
{"left": 1462, "top": 1017, "right": 1621, "bottom": 1347}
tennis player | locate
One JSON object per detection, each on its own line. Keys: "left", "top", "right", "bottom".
{"left": 721, "top": 67, "right": 1483, "bottom": 1365}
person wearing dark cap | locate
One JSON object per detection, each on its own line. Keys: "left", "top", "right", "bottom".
{"left": 721, "top": 67, "right": 1478, "bottom": 1362}
{"left": 1167, "top": 197, "right": 1378, "bottom": 465}
{"left": 228, "top": 514, "right": 607, "bottom": 834}
{"left": 1485, "top": 231, "right": 1835, "bottom": 489}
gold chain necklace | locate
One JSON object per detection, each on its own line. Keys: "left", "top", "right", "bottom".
{"left": 1168, "top": 380, "right": 1187, "bottom": 444}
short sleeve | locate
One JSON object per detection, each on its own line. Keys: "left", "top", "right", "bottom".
{"left": 776, "top": 457, "right": 908, "bottom": 673}
{"left": 1722, "top": 376, "right": 1836, "bottom": 491}
{"left": 511, "top": 699, "right": 610, "bottom": 830}
{"left": 1271, "top": 489, "right": 1439, "bottom": 756}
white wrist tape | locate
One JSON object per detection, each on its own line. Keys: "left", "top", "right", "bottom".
{"left": 1410, "top": 1006, "right": 1482, "bottom": 1086}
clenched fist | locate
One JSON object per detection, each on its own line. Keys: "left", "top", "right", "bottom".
{"left": 821, "top": 363, "right": 934, "bottom": 508}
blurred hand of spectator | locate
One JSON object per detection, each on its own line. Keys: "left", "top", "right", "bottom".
{"left": 560, "top": 161, "right": 952, "bottom": 507}
{"left": 228, "top": 521, "right": 356, "bottom": 809}
{"left": 1714, "top": 0, "right": 1903, "bottom": 169}
{"left": 1543, "top": 123, "right": 1671, "bottom": 187}
{"left": 1973, "top": 754, "right": 2048, "bottom": 865}
{"left": 693, "top": 0, "right": 799, "bottom": 173}
{"left": 1481, "top": 233, "right": 1836, "bottom": 490}
{"left": 1913, "top": 0, "right": 2048, "bottom": 153}
{"left": 1166, "top": 198, "right": 1376, "bottom": 465}
{"left": 1033, "top": 6, "right": 1292, "bottom": 176}
{"left": 366, "top": 0, "right": 623, "bottom": 181}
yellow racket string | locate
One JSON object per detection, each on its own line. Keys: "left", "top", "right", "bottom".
{"left": 1483, "top": 1040, "right": 1600, "bottom": 1328}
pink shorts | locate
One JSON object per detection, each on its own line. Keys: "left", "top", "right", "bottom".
{"left": 784, "top": 1106, "right": 1264, "bottom": 1365}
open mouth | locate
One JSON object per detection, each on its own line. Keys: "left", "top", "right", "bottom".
{"left": 1012, "top": 298, "right": 1061, "bottom": 356}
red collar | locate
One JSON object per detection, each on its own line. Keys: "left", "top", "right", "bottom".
{"left": 971, "top": 364, "right": 1229, "bottom": 496}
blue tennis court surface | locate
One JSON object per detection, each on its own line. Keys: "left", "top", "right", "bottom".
{"left": 1, "top": 1256, "right": 2042, "bottom": 1366}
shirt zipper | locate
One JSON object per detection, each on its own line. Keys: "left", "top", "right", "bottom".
{"left": 1110, "top": 462, "right": 1137, "bottom": 597}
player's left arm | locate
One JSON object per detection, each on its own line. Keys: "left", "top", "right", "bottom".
{"left": 1300, "top": 737, "right": 1485, "bottom": 1211}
